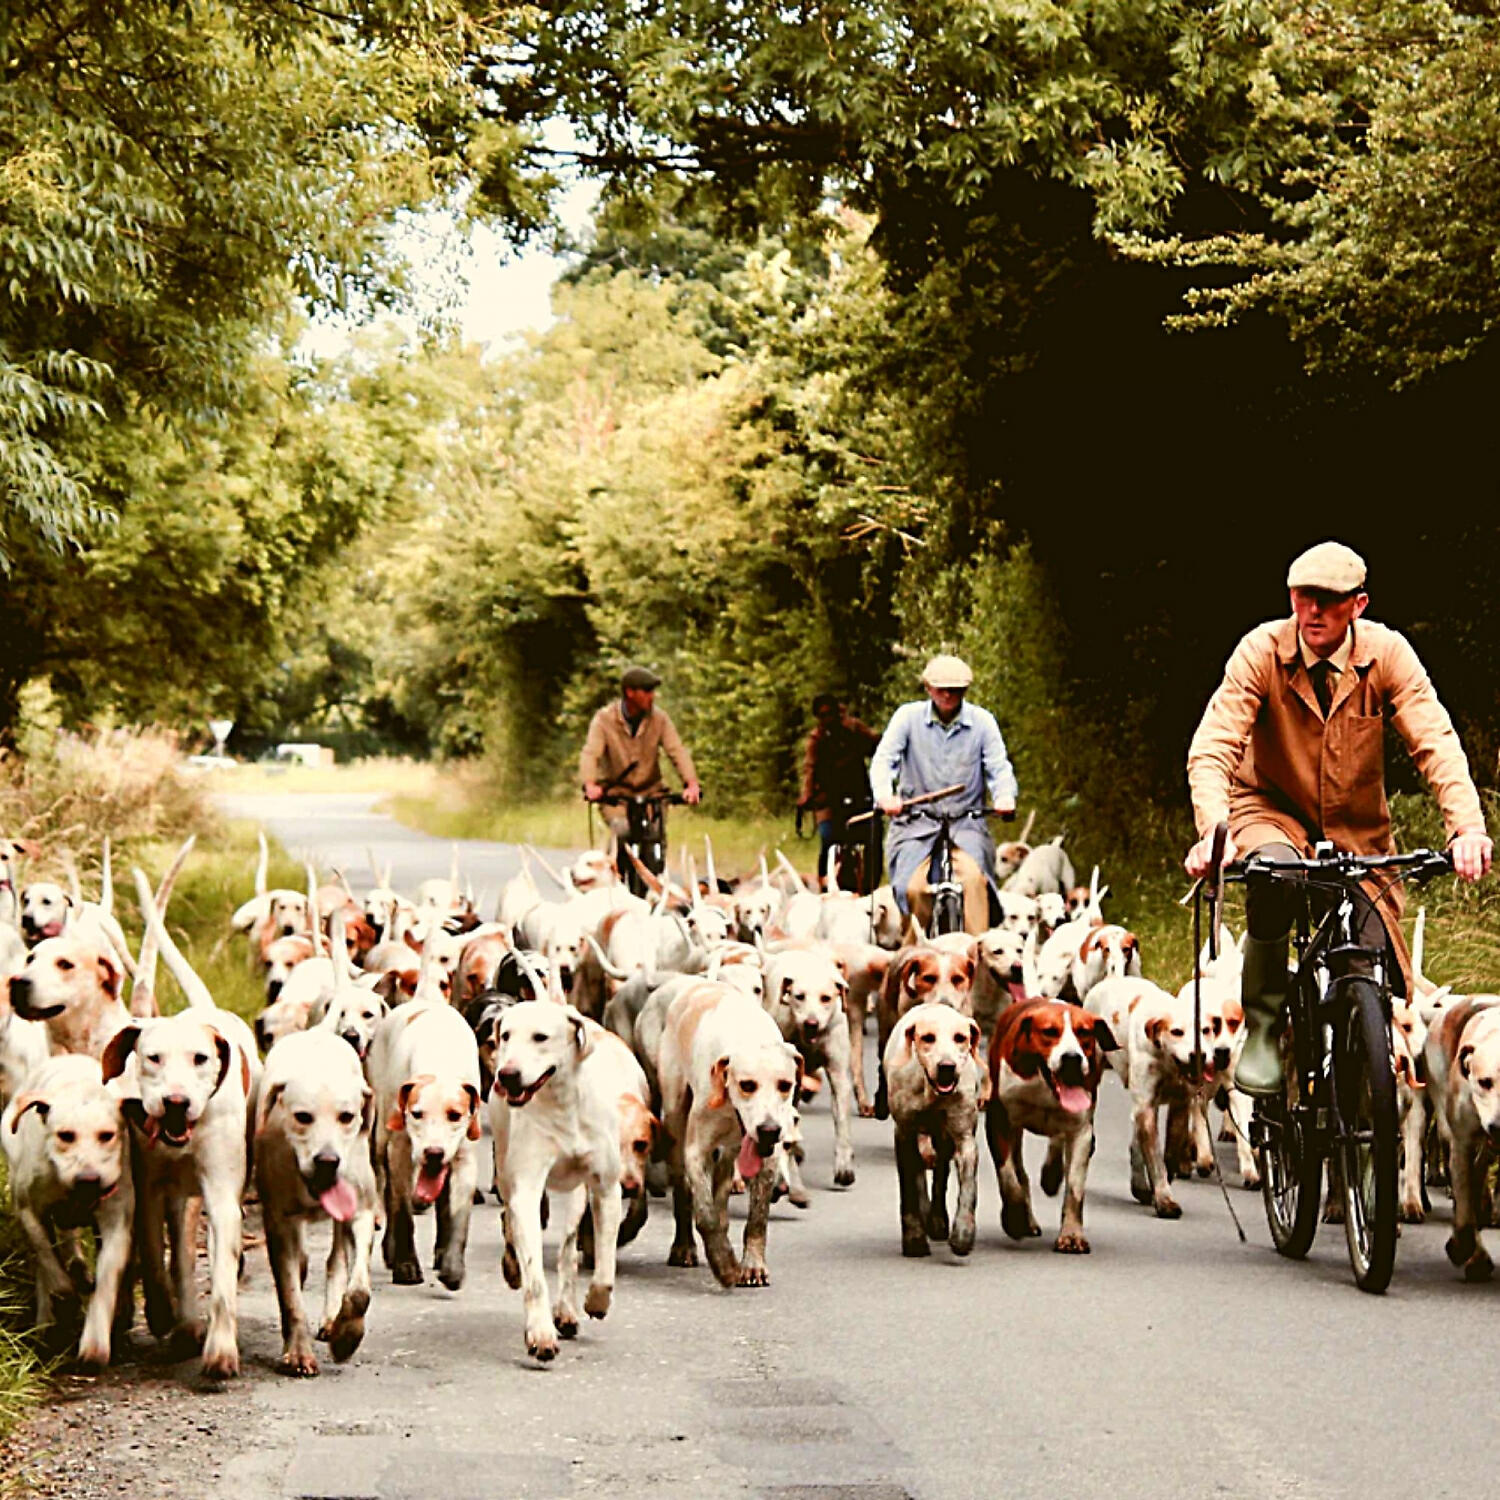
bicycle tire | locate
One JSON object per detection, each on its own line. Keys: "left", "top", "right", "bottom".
{"left": 1335, "top": 977, "right": 1399, "bottom": 1294}
{"left": 1255, "top": 1014, "right": 1322, "bottom": 1260}
{"left": 932, "top": 887, "right": 964, "bottom": 937}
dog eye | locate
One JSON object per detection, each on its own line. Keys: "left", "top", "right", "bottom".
{"left": 532, "top": 1033, "right": 548, "bottom": 1044}
{"left": 634, "top": 1138, "right": 649, "bottom": 1152}
{"left": 146, "top": 1053, "right": 162, "bottom": 1066}
{"left": 447, "top": 1108, "right": 463, "bottom": 1123}
{"left": 97, "top": 1130, "right": 115, "bottom": 1144}
{"left": 57, "top": 1129, "right": 76, "bottom": 1144}
{"left": 1481, "top": 1079, "right": 1494, "bottom": 1092}
{"left": 338, "top": 1111, "right": 356, "bottom": 1125}
{"left": 920, "top": 1033, "right": 936, "bottom": 1044}
{"left": 740, "top": 1080, "right": 758, "bottom": 1094}
{"left": 778, "top": 1079, "right": 793, "bottom": 1094}
{"left": 56, "top": 958, "right": 74, "bottom": 972}
{"left": 194, "top": 1053, "right": 210, "bottom": 1067}
{"left": 294, "top": 1110, "right": 315, "bottom": 1126}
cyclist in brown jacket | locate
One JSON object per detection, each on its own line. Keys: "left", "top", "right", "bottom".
{"left": 1184, "top": 541, "right": 1491, "bottom": 1094}
{"left": 581, "top": 666, "right": 701, "bottom": 874}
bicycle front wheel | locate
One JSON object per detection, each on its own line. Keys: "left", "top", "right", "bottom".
{"left": 1335, "top": 978, "right": 1399, "bottom": 1294}
{"left": 1255, "top": 1013, "right": 1321, "bottom": 1260}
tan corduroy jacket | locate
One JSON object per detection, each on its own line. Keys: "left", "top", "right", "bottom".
{"left": 579, "top": 701, "right": 697, "bottom": 797}
{"left": 1187, "top": 616, "right": 1485, "bottom": 855}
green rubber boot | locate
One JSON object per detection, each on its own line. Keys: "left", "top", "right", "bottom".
{"left": 1236, "top": 934, "right": 1290, "bottom": 1097}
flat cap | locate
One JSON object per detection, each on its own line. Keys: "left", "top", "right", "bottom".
{"left": 1287, "top": 541, "right": 1366, "bottom": 594}
{"left": 620, "top": 664, "right": 662, "bottom": 691}
{"left": 921, "top": 654, "right": 974, "bottom": 690}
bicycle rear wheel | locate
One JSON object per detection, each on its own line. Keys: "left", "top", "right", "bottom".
{"left": 1335, "top": 978, "right": 1399, "bottom": 1294}
{"left": 1255, "top": 1014, "right": 1321, "bottom": 1260}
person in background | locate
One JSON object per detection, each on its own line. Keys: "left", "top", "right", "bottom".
{"left": 798, "top": 693, "right": 880, "bottom": 887}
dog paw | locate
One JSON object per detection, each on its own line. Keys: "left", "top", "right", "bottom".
{"left": 1465, "top": 1248, "right": 1495, "bottom": 1283}
{"left": 328, "top": 1292, "right": 369, "bottom": 1363}
{"left": 472, "top": 1188, "right": 486, "bottom": 1206}
{"left": 1039, "top": 1159, "right": 1063, "bottom": 1198}
{"left": 279, "top": 1347, "right": 320, "bottom": 1378}
{"left": 857, "top": 1100, "right": 876, "bottom": 1119}
{"left": 1447, "top": 1228, "right": 1477, "bottom": 1268}
{"left": 924, "top": 1210, "right": 950, "bottom": 1241}
{"left": 834, "top": 1164, "right": 856, "bottom": 1188}
{"left": 437, "top": 1261, "right": 466, "bottom": 1292}
{"left": 1000, "top": 1200, "right": 1034, "bottom": 1242}
{"left": 949, "top": 1219, "right": 976, "bottom": 1257}
{"left": 788, "top": 1186, "right": 811, "bottom": 1209}
{"left": 901, "top": 1231, "right": 932, "bottom": 1258}
{"left": 1241, "top": 1172, "right": 1261, "bottom": 1191}
{"left": 526, "top": 1330, "right": 559, "bottom": 1363}
{"left": 1321, "top": 1200, "right": 1345, "bottom": 1225}
{"left": 1195, "top": 1161, "right": 1214, "bottom": 1179}
{"left": 391, "top": 1259, "right": 424, "bottom": 1286}
{"left": 75, "top": 1340, "right": 111, "bottom": 1374}
{"left": 1129, "top": 1179, "right": 1153, "bottom": 1206}
{"left": 1153, "top": 1196, "right": 1182, "bottom": 1221}
{"left": 1399, "top": 1203, "right": 1426, "bottom": 1226}
{"left": 735, "top": 1262, "right": 770, "bottom": 1287}
{"left": 554, "top": 1311, "right": 579, "bottom": 1340}
{"left": 501, "top": 1245, "right": 521, "bottom": 1289}
{"left": 1053, "top": 1231, "right": 1091, "bottom": 1255}
{"left": 200, "top": 1347, "right": 240, "bottom": 1381}
{"left": 667, "top": 1242, "right": 699, "bottom": 1268}
{"left": 584, "top": 1283, "right": 611, "bottom": 1320}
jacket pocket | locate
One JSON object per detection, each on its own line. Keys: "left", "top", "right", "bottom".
{"left": 1328, "top": 715, "right": 1387, "bottom": 838}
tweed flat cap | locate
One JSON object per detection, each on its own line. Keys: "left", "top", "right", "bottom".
{"left": 620, "top": 665, "right": 662, "bottom": 691}
{"left": 921, "top": 654, "right": 974, "bottom": 689}
{"left": 1287, "top": 541, "right": 1366, "bottom": 594}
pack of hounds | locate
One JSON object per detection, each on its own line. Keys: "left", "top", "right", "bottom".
{"left": 0, "top": 822, "right": 1486, "bottom": 1380}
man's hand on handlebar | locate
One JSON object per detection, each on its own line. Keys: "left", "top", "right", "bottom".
{"left": 583, "top": 782, "right": 604, "bottom": 803}
{"left": 1184, "top": 827, "right": 1238, "bottom": 880}
{"left": 682, "top": 781, "right": 703, "bottom": 806}
{"left": 993, "top": 798, "right": 1016, "bottom": 823}
{"left": 1451, "top": 830, "right": 1493, "bottom": 883}
{"left": 878, "top": 796, "right": 904, "bottom": 817}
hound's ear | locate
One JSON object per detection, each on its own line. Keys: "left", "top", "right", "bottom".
{"left": 387, "top": 1079, "right": 416, "bottom": 1133}
{"left": 403, "top": 929, "right": 422, "bottom": 953}
{"left": 1092, "top": 1019, "right": 1119, "bottom": 1052}
{"left": 707, "top": 1055, "right": 730, "bottom": 1110}
{"left": 1144, "top": 1016, "right": 1168, "bottom": 1046}
{"left": 463, "top": 1082, "right": 483, "bottom": 1140}
{"left": 360, "top": 1085, "right": 375, "bottom": 1135}
{"left": 8, "top": 1093, "right": 48, "bottom": 1133}
{"left": 256, "top": 1081, "right": 286, "bottom": 1136}
{"left": 1460, "top": 1043, "right": 1476, "bottom": 1078}
{"left": 96, "top": 952, "right": 121, "bottom": 1001}
{"left": 789, "top": 1044, "right": 806, "bottom": 1103}
{"left": 779, "top": 974, "right": 796, "bottom": 1002}
{"left": 968, "top": 1019, "right": 982, "bottom": 1061}
{"left": 887, "top": 1018, "right": 917, "bottom": 1072}
{"left": 568, "top": 1009, "right": 592, "bottom": 1059}
{"left": 231, "top": 894, "right": 271, "bottom": 932}
{"left": 1016, "top": 1014, "right": 1034, "bottom": 1045}
{"left": 101, "top": 1025, "right": 141, "bottom": 1083}
{"left": 210, "top": 1030, "right": 233, "bottom": 1094}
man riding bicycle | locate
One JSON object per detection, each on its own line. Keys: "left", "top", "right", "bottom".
{"left": 871, "top": 654, "right": 1017, "bottom": 932}
{"left": 1184, "top": 540, "right": 1492, "bottom": 1096}
{"left": 798, "top": 693, "right": 880, "bottom": 887}
{"left": 581, "top": 665, "right": 702, "bottom": 880}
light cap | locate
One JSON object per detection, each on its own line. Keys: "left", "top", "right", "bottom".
{"left": 921, "top": 654, "right": 974, "bottom": 690}
{"left": 1287, "top": 541, "right": 1366, "bottom": 594}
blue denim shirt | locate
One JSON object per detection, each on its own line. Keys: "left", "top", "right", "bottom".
{"left": 869, "top": 698, "right": 1018, "bottom": 815}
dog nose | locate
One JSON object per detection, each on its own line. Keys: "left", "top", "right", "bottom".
{"left": 309, "top": 1150, "right": 341, "bottom": 1191}
{"left": 935, "top": 1062, "right": 958, "bottom": 1087}
{"left": 266, "top": 978, "right": 283, "bottom": 1003}
{"left": 1055, "top": 1052, "right": 1086, "bottom": 1086}
{"left": 1215, "top": 1047, "right": 1232, "bottom": 1071}
{"left": 800, "top": 1019, "right": 822, "bottom": 1044}
{"left": 755, "top": 1124, "right": 781, "bottom": 1155}
{"left": 497, "top": 1068, "right": 521, "bottom": 1095}
{"left": 422, "top": 1147, "right": 447, "bottom": 1172}
{"left": 341, "top": 1030, "right": 364, "bottom": 1053}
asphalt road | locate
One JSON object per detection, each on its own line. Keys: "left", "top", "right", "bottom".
{"left": 18, "top": 793, "right": 1500, "bottom": 1500}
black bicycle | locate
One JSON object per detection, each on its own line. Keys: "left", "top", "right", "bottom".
{"left": 596, "top": 791, "right": 687, "bottom": 899}
{"left": 798, "top": 795, "right": 883, "bottom": 896}
{"left": 1220, "top": 837, "right": 1452, "bottom": 1293}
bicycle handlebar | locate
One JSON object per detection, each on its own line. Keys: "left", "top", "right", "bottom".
{"left": 1225, "top": 847, "right": 1453, "bottom": 887}
{"left": 591, "top": 791, "right": 690, "bottom": 807}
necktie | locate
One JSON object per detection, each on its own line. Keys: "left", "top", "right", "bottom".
{"left": 1309, "top": 661, "right": 1334, "bottom": 719}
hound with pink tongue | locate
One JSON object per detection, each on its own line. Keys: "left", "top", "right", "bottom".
{"left": 253, "top": 1028, "right": 379, "bottom": 1377}
{"left": 656, "top": 984, "right": 803, "bottom": 1290}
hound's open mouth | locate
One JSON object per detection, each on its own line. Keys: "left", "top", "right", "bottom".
{"left": 317, "top": 1179, "right": 359, "bottom": 1221}
{"left": 412, "top": 1161, "right": 449, "bottom": 1206}
{"left": 11, "top": 998, "right": 64, "bottom": 1022}
{"left": 735, "top": 1134, "right": 771, "bottom": 1180}
{"left": 1006, "top": 979, "right": 1028, "bottom": 1004}
{"left": 148, "top": 1117, "right": 195, "bottom": 1149}
{"left": 1042, "top": 1068, "right": 1092, "bottom": 1116}
{"left": 500, "top": 1066, "right": 555, "bottom": 1107}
